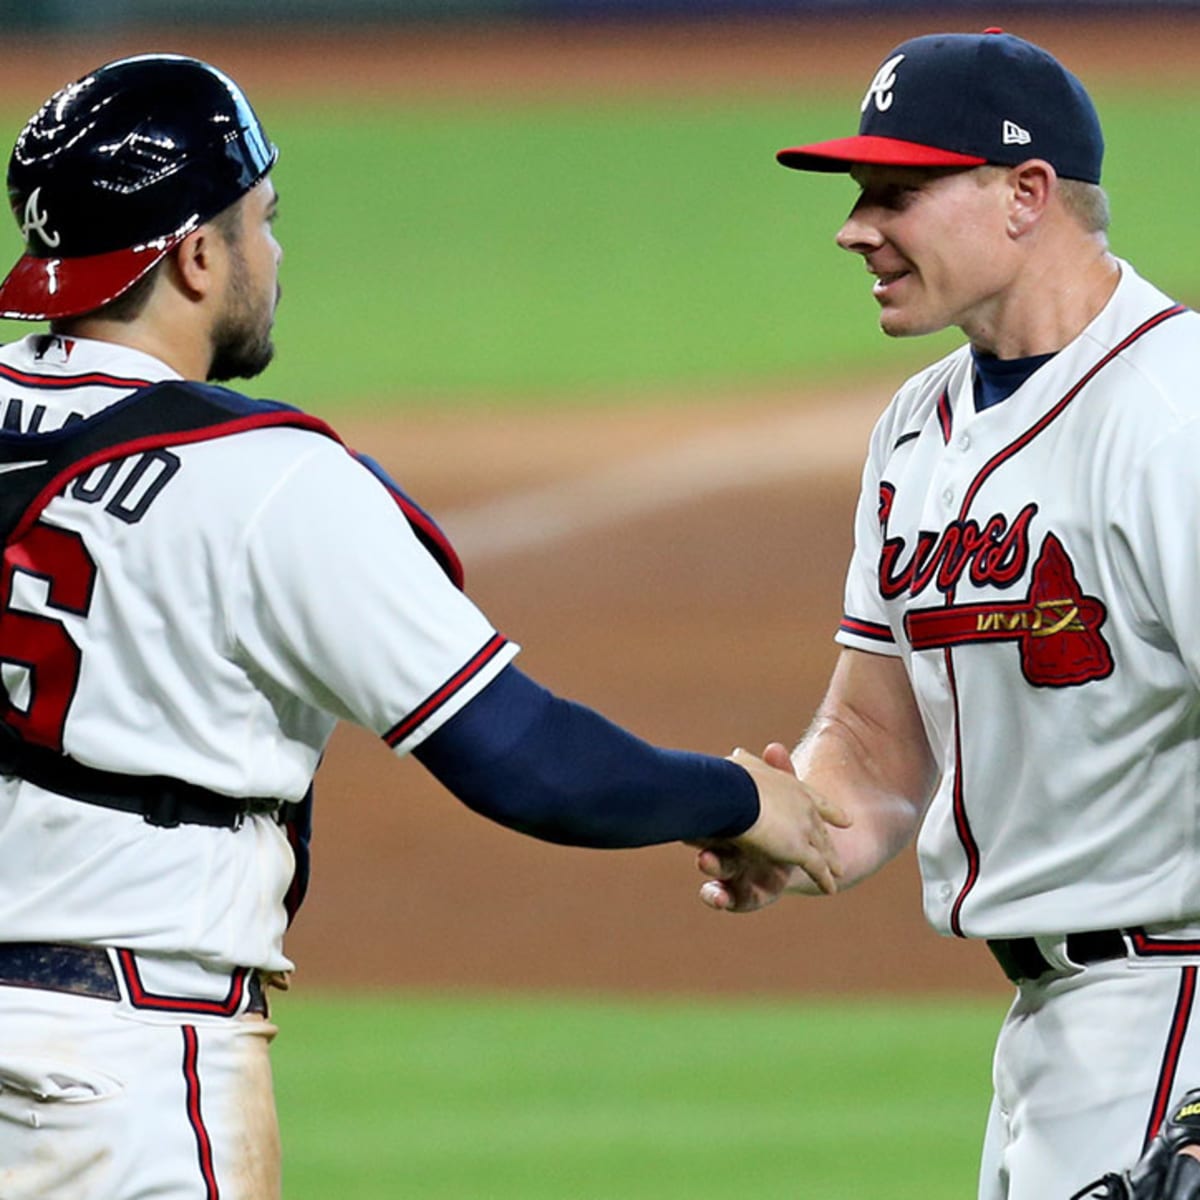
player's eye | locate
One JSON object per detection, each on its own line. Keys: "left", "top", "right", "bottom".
{"left": 877, "top": 185, "right": 917, "bottom": 210}
{"left": 852, "top": 184, "right": 915, "bottom": 214}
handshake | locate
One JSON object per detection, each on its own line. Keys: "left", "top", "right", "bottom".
{"left": 694, "top": 742, "right": 853, "bottom": 914}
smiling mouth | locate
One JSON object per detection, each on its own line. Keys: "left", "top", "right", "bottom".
{"left": 872, "top": 269, "right": 910, "bottom": 299}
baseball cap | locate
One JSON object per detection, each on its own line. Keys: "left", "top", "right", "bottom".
{"left": 777, "top": 29, "right": 1103, "bottom": 184}
{"left": 0, "top": 54, "right": 278, "bottom": 322}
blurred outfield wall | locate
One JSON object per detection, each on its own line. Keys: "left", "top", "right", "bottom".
{"left": 8, "top": 0, "right": 1198, "bottom": 30}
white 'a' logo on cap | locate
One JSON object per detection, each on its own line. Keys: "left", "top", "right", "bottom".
{"left": 862, "top": 54, "right": 906, "bottom": 113}
{"left": 21, "top": 187, "right": 61, "bottom": 250}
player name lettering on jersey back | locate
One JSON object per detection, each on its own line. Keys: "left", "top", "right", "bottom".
{"left": 878, "top": 500, "right": 1038, "bottom": 600}
{"left": 69, "top": 449, "right": 182, "bottom": 526}
{"left": 1, "top": 394, "right": 84, "bottom": 435}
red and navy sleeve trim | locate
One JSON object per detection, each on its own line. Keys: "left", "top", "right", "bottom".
{"left": 838, "top": 616, "right": 895, "bottom": 644}
{"left": 383, "top": 633, "right": 510, "bottom": 749}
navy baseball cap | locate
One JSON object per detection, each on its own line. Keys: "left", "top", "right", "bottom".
{"left": 777, "top": 29, "right": 1103, "bottom": 184}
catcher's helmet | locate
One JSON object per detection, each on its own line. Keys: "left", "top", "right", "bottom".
{"left": 0, "top": 53, "right": 278, "bottom": 321}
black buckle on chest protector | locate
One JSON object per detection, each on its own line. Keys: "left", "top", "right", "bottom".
{"left": 0, "top": 727, "right": 284, "bottom": 829}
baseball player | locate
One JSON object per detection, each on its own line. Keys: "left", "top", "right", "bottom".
{"left": 0, "top": 55, "right": 846, "bottom": 1199}
{"left": 693, "top": 29, "right": 1200, "bottom": 1199}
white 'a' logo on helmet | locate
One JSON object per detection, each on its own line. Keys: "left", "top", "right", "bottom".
{"left": 862, "top": 54, "right": 906, "bottom": 114}
{"left": 21, "top": 187, "right": 61, "bottom": 250}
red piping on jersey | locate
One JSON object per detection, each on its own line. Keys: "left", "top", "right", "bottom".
{"left": 383, "top": 632, "right": 510, "bottom": 748}
{"left": 942, "top": 303, "right": 1189, "bottom": 935}
{"left": 958, "top": 305, "right": 1187, "bottom": 520}
{"left": 945, "top": 647, "right": 980, "bottom": 937}
{"left": 118, "top": 948, "right": 250, "bottom": 1016}
{"left": 181, "top": 1026, "right": 221, "bottom": 1200}
{"left": 936, "top": 390, "right": 953, "bottom": 444}
{"left": 385, "top": 489, "right": 464, "bottom": 590}
{"left": 0, "top": 362, "right": 156, "bottom": 390}
{"left": 283, "top": 818, "right": 306, "bottom": 926}
{"left": 1143, "top": 966, "right": 1197, "bottom": 1149}
{"left": 1131, "top": 930, "right": 1200, "bottom": 956}
{"left": 9, "top": 411, "right": 339, "bottom": 545}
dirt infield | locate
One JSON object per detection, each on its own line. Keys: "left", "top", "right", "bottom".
{"left": 16, "top": 12, "right": 1197, "bottom": 998}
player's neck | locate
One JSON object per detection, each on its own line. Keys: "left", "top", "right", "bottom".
{"left": 965, "top": 240, "right": 1119, "bottom": 361}
{"left": 53, "top": 314, "right": 211, "bottom": 382}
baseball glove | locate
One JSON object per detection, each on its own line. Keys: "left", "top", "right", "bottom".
{"left": 1070, "top": 1087, "right": 1200, "bottom": 1198}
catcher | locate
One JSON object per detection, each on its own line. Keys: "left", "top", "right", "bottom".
{"left": 0, "top": 53, "right": 845, "bottom": 1199}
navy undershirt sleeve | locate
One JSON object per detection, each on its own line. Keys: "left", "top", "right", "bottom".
{"left": 412, "top": 664, "right": 760, "bottom": 848}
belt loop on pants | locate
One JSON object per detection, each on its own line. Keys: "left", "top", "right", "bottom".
{"left": 987, "top": 929, "right": 1131, "bottom": 984}
{"left": 0, "top": 942, "right": 268, "bottom": 1015}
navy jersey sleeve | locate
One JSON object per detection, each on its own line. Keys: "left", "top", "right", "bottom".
{"left": 413, "top": 665, "right": 759, "bottom": 848}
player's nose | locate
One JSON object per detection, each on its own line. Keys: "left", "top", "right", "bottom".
{"left": 836, "top": 209, "right": 885, "bottom": 255}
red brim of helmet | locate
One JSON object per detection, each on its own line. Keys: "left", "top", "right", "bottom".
{"left": 0, "top": 238, "right": 181, "bottom": 321}
{"left": 776, "top": 135, "right": 988, "bottom": 172}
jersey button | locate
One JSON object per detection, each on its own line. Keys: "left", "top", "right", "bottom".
{"left": 958, "top": 433, "right": 971, "bottom": 451}
{"left": 941, "top": 487, "right": 954, "bottom": 505}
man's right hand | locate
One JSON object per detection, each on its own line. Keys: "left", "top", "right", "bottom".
{"left": 696, "top": 744, "right": 851, "bottom": 912}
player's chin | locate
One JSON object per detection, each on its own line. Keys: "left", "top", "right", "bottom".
{"left": 876, "top": 306, "right": 940, "bottom": 340}
{"left": 208, "top": 336, "right": 277, "bottom": 383}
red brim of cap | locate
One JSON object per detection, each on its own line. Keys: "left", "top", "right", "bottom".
{"left": 776, "top": 135, "right": 988, "bottom": 172}
{"left": 0, "top": 239, "right": 180, "bottom": 321}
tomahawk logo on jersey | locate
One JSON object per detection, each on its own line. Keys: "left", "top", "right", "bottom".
{"left": 873, "top": 485, "right": 1114, "bottom": 687}
{"left": 904, "top": 531, "right": 1114, "bottom": 688}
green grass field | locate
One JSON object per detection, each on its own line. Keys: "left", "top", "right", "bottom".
{"left": 0, "top": 85, "right": 1194, "bottom": 415}
{"left": 271, "top": 991, "right": 1007, "bottom": 1199}
{"left": 263, "top": 88, "right": 1200, "bottom": 413}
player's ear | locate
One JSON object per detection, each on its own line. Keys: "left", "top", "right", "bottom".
{"left": 1005, "top": 160, "right": 1054, "bottom": 238}
{"left": 171, "top": 224, "right": 222, "bottom": 301}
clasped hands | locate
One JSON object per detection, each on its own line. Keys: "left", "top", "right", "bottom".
{"left": 693, "top": 742, "right": 850, "bottom": 914}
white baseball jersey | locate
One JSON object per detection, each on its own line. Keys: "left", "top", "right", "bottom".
{"left": 0, "top": 333, "right": 518, "bottom": 973}
{"left": 836, "top": 260, "right": 1200, "bottom": 941}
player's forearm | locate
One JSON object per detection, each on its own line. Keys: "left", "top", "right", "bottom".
{"left": 414, "top": 665, "right": 760, "bottom": 847}
{"left": 784, "top": 715, "right": 931, "bottom": 892}
{"left": 784, "top": 650, "right": 937, "bottom": 893}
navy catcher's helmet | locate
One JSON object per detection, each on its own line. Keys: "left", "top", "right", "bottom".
{"left": 0, "top": 54, "right": 278, "bottom": 321}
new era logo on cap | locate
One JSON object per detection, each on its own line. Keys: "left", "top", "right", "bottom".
{"left": 1003, "top": 120, "right": 1032, "bottom": 146}
{"left": 776, "top": 29, "right": 1104, "bottom": 184}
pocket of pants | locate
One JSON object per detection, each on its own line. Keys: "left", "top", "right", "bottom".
{"left": 0, "top": 1056, "right": 124, "bottom": 1103}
